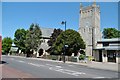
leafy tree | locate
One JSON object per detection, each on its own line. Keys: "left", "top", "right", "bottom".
{"left": 25, "top": 23, "right": 42, "bottom": 53}
{"left": 14, "top": 29, "right": 28, "bottom": 53}
{"left": 116, "top": 30, "right": 120, "bottom": 38}
{"left": 2, "top": 37, "right": 12, "bottom": 54}
{"left": 103, "top": 28, "right": 120, "bottom": 39}
{"left": 52, "top": 29, "right": 86, "bottom": 56}
{"left": 47, "top": 28, "right": 63, "bottom": 46}
{"left": 47, "top": 28, "right": 63, "bottom": 53}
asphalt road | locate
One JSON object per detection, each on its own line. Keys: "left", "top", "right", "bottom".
{"left": 2, "top": 55, "right": 119, "bottom": 78}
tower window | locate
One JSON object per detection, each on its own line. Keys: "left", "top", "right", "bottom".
{"left": 89, "top": 28, "right": 91, "bottom": 32}
{"left": 84, "top": 29, "right": 85, "bottom": 32}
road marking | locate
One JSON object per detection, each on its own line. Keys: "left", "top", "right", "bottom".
{"left": 28, "top": 63, "right": 45, "bottom": 67}
{"left": 46, "top": 64, "right": 55, "bottom": 66}
{"left": 18, "top": 60, "right": 25, "bottom": 63}
{"left": 49, "top": 67, "right": 86, "bottom": 76}
{"left": 93, "top": 77, "right": 105, "bottom": 78}
{"left": 17, "top": 61, "right": 86, "bottom": 77}
{"left": 68, "top": 65, "right": 73, "bottom": 67}
{"left": 46, "top": 64, "right": 62, "bottom": 68}
{"left": 55, "top": 66, "right": 62, "bottom": 68}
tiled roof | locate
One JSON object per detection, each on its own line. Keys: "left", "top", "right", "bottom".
{"left": 40, "top": 27, "right": 54, "bottom": 38}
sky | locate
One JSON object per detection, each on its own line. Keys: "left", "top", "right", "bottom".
{"left": 2, "top": 2, "right": 118, "bottom": 39}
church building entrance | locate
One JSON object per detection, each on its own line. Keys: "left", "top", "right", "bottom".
{"left": 99, "top": 50, "right": 102, "bottom": 62}
{"left": 39, "top": 49, "right": 43, "bottom": 56}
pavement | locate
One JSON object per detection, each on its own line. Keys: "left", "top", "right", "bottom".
{"left": 7, "top": 55, "right": 119, "bottom": 72}
{"left": 1, "top": 55, "right": 119, "bottom": 78}
{"left": 2, "top": 65, "right": 33, "bottom": 78}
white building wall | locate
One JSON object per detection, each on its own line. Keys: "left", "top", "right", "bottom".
{"left": 102, "top": 50, "right": 108, "bottom": 62}
{"left": 116, "top": 51, "right": 120, "bottom": 63}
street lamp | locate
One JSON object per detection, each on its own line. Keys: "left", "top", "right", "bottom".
{"left": 61, "top": 21, "right": 67, "bottom": 63}
{"left": 61, "top": 21, "right": 66, "bottom": 31}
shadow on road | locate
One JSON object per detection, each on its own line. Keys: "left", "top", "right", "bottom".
{"left": 0, "top": 61, "right": 8, "bottom": 64}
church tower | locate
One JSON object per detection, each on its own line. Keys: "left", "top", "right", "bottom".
{"left": 79, "top": 2, "right": 102, "bottom": 56}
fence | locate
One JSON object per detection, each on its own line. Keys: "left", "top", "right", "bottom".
{"left": 41, "top": 55, "right": 77, "bottom": 62}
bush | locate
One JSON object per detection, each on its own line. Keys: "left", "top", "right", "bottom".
{"left": 79, "top": 54, "right": 85, "bottom": 60}
{"left": 88, "top": 56, "right": 94, "bottom": 61}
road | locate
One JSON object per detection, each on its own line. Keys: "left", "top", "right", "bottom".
{"left": 1, "top": 55, "right": 119, "bottom": 78}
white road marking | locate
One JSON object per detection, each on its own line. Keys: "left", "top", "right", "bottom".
{"left": 28, "top": 62, "right": 86, "bottom": 76}
{"left": 93, "top": 77, "right": 105, "bottom": 78}
{"left": 18, "top": 61, "right": 25, "bottom": 63}
{"left": 49, "top": 67, "right": 86, "bottom": 76}
{"left": 55, "top": 66, "right": 62, "bottom": 68}
{"left": 46, "top": 64, "right": 55, "bottom": 66}
{"left": 68, "top": 65, "right": 73, "bottom": 66}
{"left": 46, "top": 64, "right": 62, "bottom": 68}
{"left": 17, "top": 61, "right": 86, "bottom": 77}
{"left": 28, "top": 63, "right": 45, "bottom": 67}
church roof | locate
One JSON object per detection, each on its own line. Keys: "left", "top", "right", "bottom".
{"left": 40, "top": 27, "right": 54, "bottom": 38}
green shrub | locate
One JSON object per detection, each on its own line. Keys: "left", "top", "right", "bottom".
{"left": 79, "top": 54, "right": 85, "bottom": 60}
{"left": 88, "top": 56, "right": 94, "bottom": 61}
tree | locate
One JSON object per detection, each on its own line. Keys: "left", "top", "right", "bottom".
{"left": 25, "top": 23, "right": 42, "bottom": 53}
{"left": 47, "top": 28, "right": 63, "bottom": 53}
{"left": 47, "top": 28, "right": 63, "bottom": 46}
{"left": 103, "top": 28, "right": 120, "bottom": 39}
{"left": 2, "top": 37, "right": 12, "bottom": 54}
{"left": 52, "top": 29, "right": 86, "bottom": 56}
{"left": 14, "top": 28, "right": 28, "bottom": 53}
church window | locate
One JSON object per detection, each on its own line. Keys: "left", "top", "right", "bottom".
{"left": 84, "top": 29, "right": 85, "bottom": 32}
{"left": 89, "top": 28, "right": 91, "bottom": 32}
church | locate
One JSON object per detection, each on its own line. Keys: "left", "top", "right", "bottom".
{"left": 79, "top": 2, "right": 102, "bottom": 57}
{"left": 79, "top": 2, "right": 120, "bottom": 63}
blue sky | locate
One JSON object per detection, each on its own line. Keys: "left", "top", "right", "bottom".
{"left": 2, "top": 2, "right": 118, "bottom": 39}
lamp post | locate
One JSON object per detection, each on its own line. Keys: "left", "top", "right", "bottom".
{"left": 92, "top": 27, "right": 94, "bottom": 56}
{"left": 61, "top": 21, "right": 66, "bottom": 31}
{"left": 61, "top": 21, "right": 67, "bottom": 63}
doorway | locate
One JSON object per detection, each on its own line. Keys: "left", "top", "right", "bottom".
{"left": 39, "top": 49, "right": 43, "bottom": 56}
{"left": 107, "top": 51, "right": 116, "bottom": 63}
{"left": 99, "top": 50, "right": 102, "bottom": 62}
